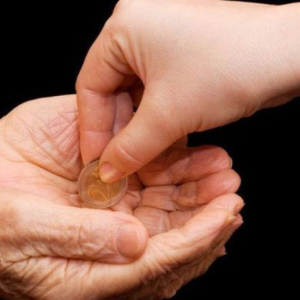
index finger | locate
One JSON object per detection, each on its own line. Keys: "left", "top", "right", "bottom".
{"left": 76, "top": 29, "right": 130, "bottom": 164}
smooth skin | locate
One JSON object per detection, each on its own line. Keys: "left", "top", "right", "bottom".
{"left": 0, "top": 96, "right": 243, "bottom": 300}
{"left": 77, "top": 0, "right": 300, "bottom": 182}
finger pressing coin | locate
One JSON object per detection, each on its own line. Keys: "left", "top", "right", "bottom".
{"left": 78, "top": 160, "right": 128, "bottom": 209}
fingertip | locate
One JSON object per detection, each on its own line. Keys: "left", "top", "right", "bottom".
{"left": 182, "top": 208, "right": 234, "bottom": 240}
{"left": 218, "top": 247, "right": 227, "bottom": 257}
{"left": 203, "top": 193, "right": 245, "bottom": 216}
{"left": 116, "top": 221, "right": 148, "bottom": 260}
{"left": 134, "top": 221, "right": 149, "bottom": 258}
{"left": 231, "top": 214, "right": 244, "bottom": 231}
{"left": 231, "top": 171, "right": 242, "bottom": 192}
{"left": 206, "top": 146, "right": 232, "bottom": 171}
{"left": 99, "top": 162, "right": 126, "bottom": 183}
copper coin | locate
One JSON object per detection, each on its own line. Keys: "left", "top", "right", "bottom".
{"left": 78, "top": 160, "right": 128, "bottom": 208}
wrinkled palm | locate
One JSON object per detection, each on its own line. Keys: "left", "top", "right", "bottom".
{"left": 0, "top": 96, "right": 243, "bottom": 300}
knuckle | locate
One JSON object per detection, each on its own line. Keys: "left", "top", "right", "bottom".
{"left": 100, "top": 18, "right": 128, "bottom": 68}
{"left": 101, "top": 16, "right": 117, "bottom": 36}
{"left": 111, "top": 0, "right": 149, "bottom": 36}
{"left": 77, "top": 215, "right": 103, "bottom": 258}
{"left": 113, "top": 0, "right": 130, "bottom": 14}
{"left": 113, "top": 0, "right": 140, "bottom": 15}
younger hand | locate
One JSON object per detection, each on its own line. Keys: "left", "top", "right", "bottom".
{"left": 77, "top": 0, "right": 300, "bottom": 181}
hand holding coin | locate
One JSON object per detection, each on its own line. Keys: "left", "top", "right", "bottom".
{"left": 78, "top": 160, "right": 128, "bottom": 208}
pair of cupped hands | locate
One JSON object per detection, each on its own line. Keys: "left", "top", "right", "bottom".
{"left": 1, "top": 0, "right": 299, "bottom": 299}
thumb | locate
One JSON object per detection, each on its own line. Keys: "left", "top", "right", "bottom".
{"left": 99, "top": 88, "right": 181, "bottom": 183}
{"left": 141, "top": 194, "right": 244, "bottom": 277}
{"left": 2, "top": 195, "right": 148, "bottom": 264}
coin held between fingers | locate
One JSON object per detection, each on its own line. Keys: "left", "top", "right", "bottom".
{"left": 78, "top": 160, "right": 128, "bottom": 209}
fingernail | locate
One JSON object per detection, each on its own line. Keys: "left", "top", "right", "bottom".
{"left": 226, "top": 215, "right": 237, "bottom": 226}
{"left": 116, "top": 223, "right": 142, "bottom": 259}
{"left": 234, "top": 201, "right": 245, "bottom": 215}
{"left": 233, "top": 218, "right": 244, "bottom": 228}
{"left": 218, "top": 247, "right": 227, "bottom": 257}
{"left": 99, "top": 163, "right": 125, "bottom": 183}
{"left": 229, "top": 157, "right": 233, "bottom": 169}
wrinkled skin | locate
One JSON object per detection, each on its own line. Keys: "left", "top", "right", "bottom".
{"left": 0, "top": 95, "right": 243, "bottom": 300}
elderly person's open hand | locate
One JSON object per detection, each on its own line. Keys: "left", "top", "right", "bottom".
{"left": 0, "top": 95, "right": 242, "bottom": 300}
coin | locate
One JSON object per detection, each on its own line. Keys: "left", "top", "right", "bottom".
{"left": 78, "top": 160, "right": 128, "bottom": 208}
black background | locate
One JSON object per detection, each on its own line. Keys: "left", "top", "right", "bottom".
{"left": 1, "top": 0, "right": 299, "bottom": 299}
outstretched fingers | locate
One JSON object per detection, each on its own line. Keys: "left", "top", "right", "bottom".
{"left": 139, "top": 194, "right": 244, "bottom": 276}
{"left": 138, "top": 145, "right": 233, "bottom": 186}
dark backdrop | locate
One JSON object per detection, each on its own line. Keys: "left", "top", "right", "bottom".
{"left": 1, "top": 1, "right": 299, "bottom": 299}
